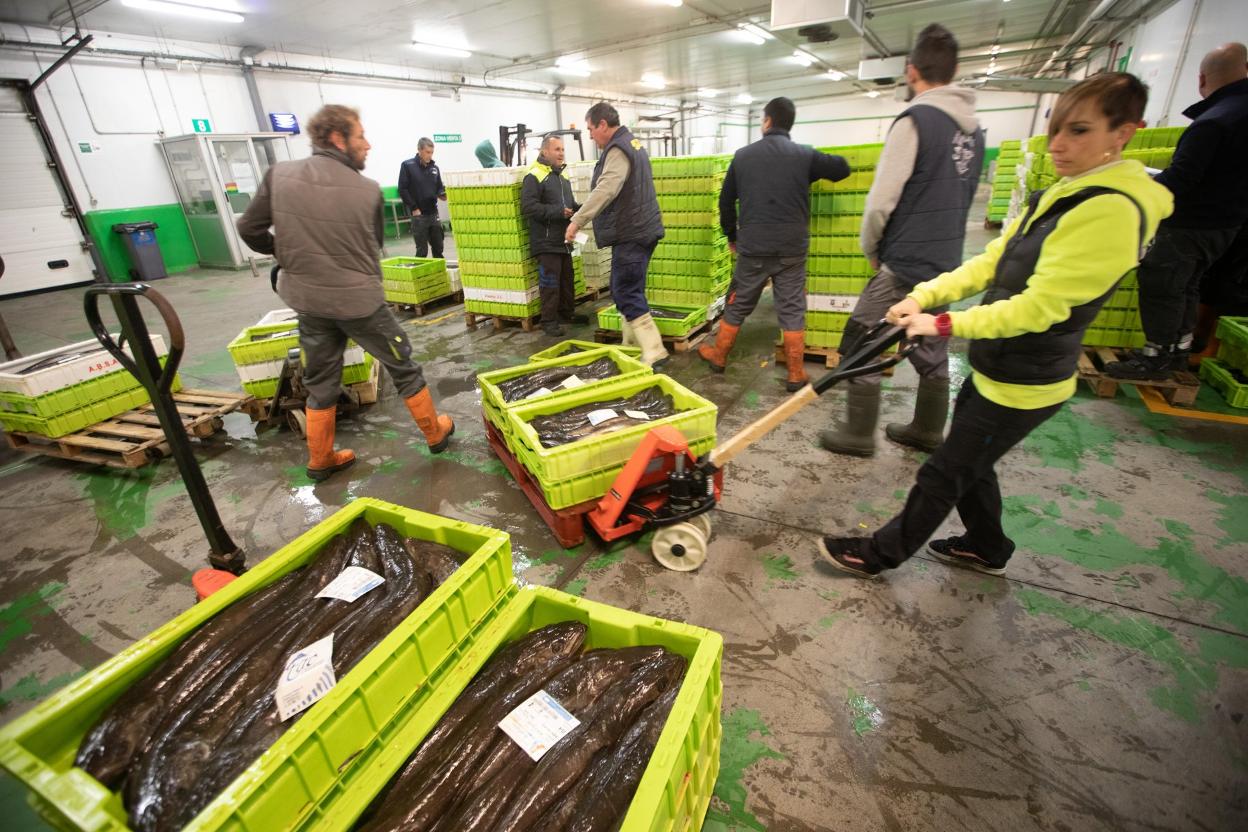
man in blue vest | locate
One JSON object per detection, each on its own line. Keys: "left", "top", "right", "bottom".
{"left": 565, "top": 102, "right": 668, "bottom": 366}
{"left": 699, "top": 96, "right": 850, "bottom": 390}
{"left": 822, "top": 23, "right": 984, "bottom": 457}
{"left": 521, "top": 134, "right": 587, "bottom": 336}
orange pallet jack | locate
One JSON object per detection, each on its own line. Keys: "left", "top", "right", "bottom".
{"left": 587, "top": 322, "right": 917, "bottom": 571}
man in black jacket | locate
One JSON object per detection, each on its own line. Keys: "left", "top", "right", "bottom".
{"left": 397, "top": 137, "right": 446, "bottom": 258}
{"left": 1108, "top": 42, "right": 1248, "bottom": 380}
{"left": 521, "top": 134, "right": 586, "bottom": 336}
{"left": 698, "top": 97, "right": 850, "bottom": 390}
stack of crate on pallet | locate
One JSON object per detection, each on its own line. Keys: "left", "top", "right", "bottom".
{"left": 444, "top": 168, "right": 540, "bottom": 320}
{"left": 1201, "top": 316, "right": 1248, "bottom": 408}
{"left": 227, "top": 312, "right": 373, "bottom": 399}
{"left": 1077, "top": 126, "right": 1186, "bottom": 349}
{"left": 567, "top": 163, "right": 613, "bottom": 291}
{"left": 379, "top": 256, "right": 451, "bottom": 306}
{"left": 595, "top": 155, "right": 731, "bottom": 339}
{"left": 0, "top": 337, "right": 179, "bottom": 438}
{"left": 477, "top": 345, "right": 717, "bottom": 510}
{"left": 987, "top": 140, "right": 1021, "bottom": 224}
{"left": 800, "top": 143, "right": 882, "bottom": 350}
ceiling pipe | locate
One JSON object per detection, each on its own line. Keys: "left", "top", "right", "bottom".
{"left": 1034, "top": 0, "right": 1121, "bottom": 76}
{"left": 239, "top": 44, "right": 269, "bottom": 132}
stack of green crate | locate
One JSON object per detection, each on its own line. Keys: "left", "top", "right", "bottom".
{"left": 380, "top": 257, "right": 451, "bottom": 305}
{"left": 502, "top": 371, "right": 718, "bottom": 510}
{"left": 1201, "top": 316, "right": 1248, "bottom": 408}
{"left": 987, "top": 139, "right": 1021, "bottom": 223}
{"left": 227, "top": 321, "right": 373, "bottom": 399}
{"left": 1078, "top": 126, "right": 1186, "bottom": 349}
{"left": 445, "top": 169, "right": 541, "bottom": 319}
{"left": 801, "top": 143, "right": 882, "bottom": 349}
{"left": 0, "top": 337, "right": 179, "bottom": 438}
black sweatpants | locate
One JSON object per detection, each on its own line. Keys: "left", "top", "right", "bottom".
{"left": 867, "top": 380, "right": 1062, "bottom": 570}
{"left": 1138, "top": 225, "right": 1238, "bottom": 347}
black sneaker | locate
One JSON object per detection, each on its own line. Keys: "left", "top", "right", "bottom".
{"left": 560, "top": 313, "right": 591, "bottom": 325}
{"left": 817, "top": 537, "right": 882, "bottom": 579}
{"left": 926, "top": 537, "right": 1006, "bottom": 575}
{"left": 1104, "top": 350, "right": 1172, "bottom": 381}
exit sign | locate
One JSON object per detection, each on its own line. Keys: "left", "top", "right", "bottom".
{"left": 192, "top": 118, "right": 213, "bottom": 133}
{"left": 433, "top": 133, "right": 462, "bottom": 143}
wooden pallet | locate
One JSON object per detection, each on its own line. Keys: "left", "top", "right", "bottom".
{"left": 984, "top": 218, "right": 1004, "bottom": 230}
{"left": 388, "top": 289, "right": 463, "bottom": 318}
{"left": 483, "top": 418, "right": 596, "bottom": 548}
{"left": 464, "top": 310, "right": 543, "bottom": 333}
{"left": 593, "top": 316, "right": 715, "bottom": 354}
{"left": 3, "top": 389, "right": 253, "bottom": 469}
{"left": 1077, "top": 346, "right": 1200, "bottom": 406}
{"left": 774, "top": 343, "right": 896, "bottom": 375}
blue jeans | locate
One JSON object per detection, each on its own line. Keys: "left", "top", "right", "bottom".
{"left": 610, "top": 240, "right": 657, "bottom": 320}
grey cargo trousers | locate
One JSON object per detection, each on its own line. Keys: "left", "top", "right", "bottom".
{"left": 298, "top": 304, "right": 427, "bottom": 409}
{"left": 724, "top": 253, "right": 808, "bottom": 331}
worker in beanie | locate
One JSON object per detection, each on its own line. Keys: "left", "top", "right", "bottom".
{"left": 699, "top": 96, "right": 850, "bottom": 390}
{"left": 238, "top": 105, "right": 454, "bottom": 482}
{"left": 821, "top": 23, "right": 984, "bottom": 457}
{"left": 1106, "top": 42, "right": 1248, "bottom": 380}
{"left": 522, "top": 133, "right": 588, "bottom": 336}
{"left": 566, "top": 101, "right": 668, "bottom": 367}
{"left": 475, "top": 138, "right": 506, "bottom": 168}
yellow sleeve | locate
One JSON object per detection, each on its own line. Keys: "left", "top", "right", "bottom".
{"left": 949, "top": 194, "right": 1140, "bottom": 340}
{"left": 907, "top": 215, "right": 1021, "bottom": 309}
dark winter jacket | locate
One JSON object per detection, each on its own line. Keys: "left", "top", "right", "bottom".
{"left": 521, "top": 156, "right": 581, "bottom": 255}
{"left": 1155, "top": 77, "right": 1248, "bottom": 229}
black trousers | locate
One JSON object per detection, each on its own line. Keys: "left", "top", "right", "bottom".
{"left": 412, "top": 215, "right": 445, "bottom": 259}
{"left": 868, "top": 380, "right": 1062, "bottom": 570}
{"left": 537, "top": 252, "right": 576, "bottom": 324}
{"left": 1138, "top": 225, "right": 1238, "bottom": 347}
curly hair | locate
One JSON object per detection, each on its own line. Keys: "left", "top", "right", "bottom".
{"left": 307, "top": 104, "right": 360, "bottom": 150}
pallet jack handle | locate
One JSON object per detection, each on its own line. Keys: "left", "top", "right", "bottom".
{"left": 706, "top": 321, "right": 918, "bottom": 471}
{"left": 84, "top": 283, "right": 246, "bottom": 574}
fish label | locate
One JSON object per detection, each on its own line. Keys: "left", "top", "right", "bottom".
{"left": 559, "top": 374, "right": 585, "bottom": 389}
{"left": 624, "top": 409, "right": 650, "bottom": 420}
{"left": 586, "top": 408, "right": 619, "bottom": 427}
{"left": 316, "top": 566, "right": 385, "bottom": 602}
{"left": 527, "top": 386, "right": 554, "bottom": 399}
{"left": 498, "top": 689, "right": 581, "bottom": 761}
{"left": 276, "top": 633, "right": 336, "bottom": 721}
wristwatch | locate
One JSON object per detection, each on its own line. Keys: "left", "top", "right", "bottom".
{"left": 934, "top": 312, "right": 953, "bottom": 338}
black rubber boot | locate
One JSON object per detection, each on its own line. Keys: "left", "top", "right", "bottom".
{"left": 885, "top": 376, "right": 949, "bottom": 452}
{"left": 820, "top": 384, "right": 880, "bottom": 457}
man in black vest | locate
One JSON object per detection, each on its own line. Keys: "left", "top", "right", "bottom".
{"left": 397, "top": 137, "right": 446, "bottom": 258}
{"left": 521, "top": 134, "right": 587, "bottom": 336}
{"left": 699, "top": 97, "right": 850, "bottom": 390}
{"left": 565, "top": 102, "right": 668, "bottom": 366}
{"left": 1107, "top": 42, "right": 1248, "bottom": 380}
{"left": 822, "top": 23, "right": 984, "bottom": 457}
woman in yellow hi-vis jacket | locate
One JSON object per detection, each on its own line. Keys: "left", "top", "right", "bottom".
{"left": 818, "top": 72, "right": 1174, "bottom": 578}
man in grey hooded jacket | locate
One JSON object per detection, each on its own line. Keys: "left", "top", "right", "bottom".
{"left": 822, "top": 23, "right": 984, "bottom": 458}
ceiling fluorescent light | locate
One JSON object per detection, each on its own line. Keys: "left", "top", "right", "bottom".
{"left": 552, "top": 65, "right": 591, "bottom": 77}
{"left": 864, "top": 90, "right": 881, "bottom": 98}
{"left": 826, "top": 69, "right": 847, "bottom": 81}
{"left": 791, "top": 51, "right": 814, "bottom": 67}
{"left": 739, "top": 22, "right": 773, "bottom": 42}
{"left": 641, "top": 72, "right": 667, "bottom": 89}
{"left": 663, "top": 0, "right": 684, "bottom": 6}
{"left": 412, "top": 40, "right": 472, "bottom": 59}
{"left": 698, "top": 88, "right": 720, "bottom": 98}
{"left": 735, "top": 92, "right": 752, "bottom": 104}
{"left": 734, "top": 28, "right": 765, "bottom": 45}
{"left": 120, "top": 0, "right": 244, "bottom": 23}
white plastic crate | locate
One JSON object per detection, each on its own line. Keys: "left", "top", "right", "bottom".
{"left": 462, "top": 285, "right": 540, "bottom": 305}
{"left": 0, "top": 335, "right": 169, "bottom": 398}
{"left": 256, "top": 308, "right": 298, "bottom": 326}
{"left": 807, "top": 294, "right": 859, "bottom": 313}
{"left": 234, "top": 346, "right": 366, "bottom": 385}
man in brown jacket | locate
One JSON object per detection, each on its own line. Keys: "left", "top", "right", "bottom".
{"left": 238, "top": 104, "right": 454, "bottom": 481}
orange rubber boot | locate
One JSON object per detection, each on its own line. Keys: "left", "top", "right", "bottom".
{"left": 305, "top": 406, "right": 356, "bottom": 481}
{"left": 405, "top": 388, "right": 455, "bottom": 453}
{"left": 697, "top": 322, "right": 740, "bottom": 373}
{"left": 782, "top": 330, "right": 810, "bottom": 392}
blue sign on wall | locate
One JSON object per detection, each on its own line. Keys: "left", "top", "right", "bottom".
{"left": 269, "top": 113, "right": 300, "bottom": 134}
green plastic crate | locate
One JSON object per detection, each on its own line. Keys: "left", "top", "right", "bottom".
{"left": 0, "top": 498, "right": 514, "bottom": 832}
{"left": 0, "top": 356, "right": 171, "bottom": 419}
{"left": 809, "top": 214, "right": 862, "bottom": 235}
{"left": 646, "top": 273, "right": 731, "bottom": 292}
{"left": 477, "top": 348, "right": 651, "bottom": 436}
{"left": 658, "top": 211, "right": 717, "bottom": 228}
{"left": 458, "top": 273, "right": 538, "bottom": 292}
{"left": 808, "top": 236, "right": 862, "bottom": 256}
{"left": 806, "top": 329, "right": 842, "bottom": 349}
{"left": 0, "top": 382, "right": 175, "bottom": 438}
{"left": 227, "top": 323, "right": 304, "bottom": 366}
{"left": 384, "top": 284, "right": 455, "bottom": 305}
{"left": 661, "top": 226, "right": 724, "bottom": 245}
{"left": 453, "top": 245, "right": 531, "bottom": 265}
{"left": 808, "top": 254, "right": 874, "bottom": 278}
{"left": 505, "top": 373, "right": 718, "bottom": 483}
{"left": 1200, "top": 358, "right": 1248, "bottom": 408}
{"left": 464, "top": 299, "right": 542, "bottom": 317}
{"left": 379, "top": 257, "right": 447, "bottom": 282}
{"left": 527, "top": 340, "right": 642, "bottom": 362}
{"left": 807, "top": 311, "right": 850, "bottom": 333}
{"left": 597, "top": 304, "right": 707, "bottom": 337}
{"left": 1214, "top": 317, "right": 1248, "bottom": 372}
{"left": 645, "top": 286, "right": 727, "bottom": 309}
{"left": 242, "top": 356, "right": 373, "bottom": 400}
{"left": 807, "top": 276, "right": 870, "bottom": 294}
{"left": 458, "top": 260, "right": 538, "bottom": 279}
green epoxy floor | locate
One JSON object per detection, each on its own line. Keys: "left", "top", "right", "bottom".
{"left": 1, "top": 207, "right": 1246, "bottom": 831}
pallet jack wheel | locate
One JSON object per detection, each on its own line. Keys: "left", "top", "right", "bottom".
{"left": 287, "top": 408, "right": 307, "bottom": 438}
{"left": 688, "top": 513, "right": 712, "bottom": 541}
{"left": 651, "top": 522, "right": 709, "bottom": 572}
